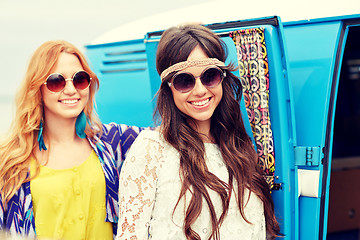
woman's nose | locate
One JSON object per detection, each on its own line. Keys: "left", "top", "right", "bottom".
{"left": 191, "top": 77, "right": 207, "bottom": 96}
{"left": 62, "top": 79, "right": 77, "bottom": 95}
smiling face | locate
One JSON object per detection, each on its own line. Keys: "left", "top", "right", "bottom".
{"left": 41, "top": 52, "right": 89, "bottom": 123}
{"left": 170, "top": 46, "right": 223, "bottom": 130}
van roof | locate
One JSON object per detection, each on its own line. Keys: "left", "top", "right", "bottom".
{"left": 90, "top": 0, "right": 359, "bottom": 45}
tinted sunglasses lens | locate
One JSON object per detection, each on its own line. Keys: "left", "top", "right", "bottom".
{"left": 173, "top": 73, "right": 195, "bottom": 92}
{"left": 201, "top": 68, "right": 223, "bottom": 88}
{"left": 46, "top": 73, "right": 65, "bottom": 92}
{"left": 73, "top": 71, "right": 91, "bottom": 90}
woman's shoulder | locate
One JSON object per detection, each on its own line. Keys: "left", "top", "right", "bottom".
{"left": 131, "top": 129, "right": 178, "bottom": 156}
{"left": 123, "top": 129, "right": 167, "bottom": 168}
{"left": 100, "top": 122, "right": 142, "bottom": 133}
{"left": 95, "top": 123, "right": 145, "bottom": 143}
{"left": 135, "top": 128, "right": 163, "bottom": 144}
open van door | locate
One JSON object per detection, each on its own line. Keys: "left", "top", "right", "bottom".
{"left": 283, "top": 14, "right": 360, "bottom": 239}
{"left": 144, "top": 16, "right": 298, "bottom": 239}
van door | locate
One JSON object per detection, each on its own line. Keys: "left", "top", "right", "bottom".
{"left": 283, "top": 15, "right": 360, "bottom": 239}
{"left": 144, "top": 16, "right": 298, "bottom": 239}
{"left": 329, "top": 24, "right": 360, "bottom": 240}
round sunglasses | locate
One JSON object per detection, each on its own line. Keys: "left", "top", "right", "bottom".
{"left": 44, "top": 70, "right": 92, "bottom": 93}
{"left": 168, "top": 66, "right": 226, "bottom": 93}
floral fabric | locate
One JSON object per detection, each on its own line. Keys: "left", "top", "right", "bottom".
{"left": 230, "top": 28, "right": 276, "bottom": 188}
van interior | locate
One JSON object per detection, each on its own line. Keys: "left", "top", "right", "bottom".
{"left": 327, "top": 25, "right": 360, "bottom": 240}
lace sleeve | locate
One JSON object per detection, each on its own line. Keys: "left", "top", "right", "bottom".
{"left": 116, "top": 131, "right": 164, "bottom": 240}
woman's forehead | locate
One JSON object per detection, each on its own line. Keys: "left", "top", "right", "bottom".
{"left": 160, "top": 58, "right": 225, "bottom": 81}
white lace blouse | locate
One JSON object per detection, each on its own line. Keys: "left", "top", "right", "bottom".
{"left": 116, "top": 130, "right": 266, "bottom": 240}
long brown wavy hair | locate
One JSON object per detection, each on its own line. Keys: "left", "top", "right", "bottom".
{"left": 0, "top": 40, "right": 102, "bottom": 208}
{"left": 155, "top": 24, "right": 280, "bottom": 239}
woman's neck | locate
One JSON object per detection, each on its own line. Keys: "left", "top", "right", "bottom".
{"left": 188, "top": 119, "right": 214, "bottom": 143}
{"left": 36, "top": 116, "right": 91, "bottom": 168}
{"left": 43, "top": 117, "right": 78, "bottom": 144}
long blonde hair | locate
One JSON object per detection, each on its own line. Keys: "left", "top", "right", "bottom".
{"left": 0, "top": 40, "right": 102, "bottom": 207}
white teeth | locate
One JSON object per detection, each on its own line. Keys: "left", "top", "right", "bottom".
{"left": 191, "top": 98, "right": 210, "bottom": 106}
{"left": 61, "top": 99, "right": 78, "bottom": 104}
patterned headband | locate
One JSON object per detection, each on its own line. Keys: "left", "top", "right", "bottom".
{"left": 160, "top": 58, "right": 225, "bottom": 81}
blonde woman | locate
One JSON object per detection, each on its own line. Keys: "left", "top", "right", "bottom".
{"left": 0, "top": 40, "right": 143, "bottom": 240}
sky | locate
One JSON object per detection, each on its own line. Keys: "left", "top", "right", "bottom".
{"left": 0, "top": 0, "right": 359, "bottom": 137}
{"left": 0, "top": 0, "right": 211, "bottom": 137}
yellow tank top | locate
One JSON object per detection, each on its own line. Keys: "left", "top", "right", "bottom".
{"left": 30, "top": 150, "right": 113, "bottom": 240}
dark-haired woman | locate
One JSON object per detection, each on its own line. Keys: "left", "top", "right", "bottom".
{"left": 116, "top": 24, "right": 280, "bottom": 240}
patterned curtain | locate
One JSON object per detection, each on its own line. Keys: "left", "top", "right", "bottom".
{"left": 230, "top": 28, "right": 275, "bottom": 189}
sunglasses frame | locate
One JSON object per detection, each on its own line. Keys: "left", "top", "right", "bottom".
{"left": 167, "top": 66, "right": 226, "bottom": 93}
{"left": 44, "top": 70, "right": 92, "bottom": 93}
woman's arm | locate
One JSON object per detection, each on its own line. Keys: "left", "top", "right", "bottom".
{"left": 116, "top": 131, "right": 163, "bottom": 240}
{"left": 0, "top": 196, "right": 4, "bottom": 230}
{"left": 101, "top": 123, "right": 150, "bottom": 173}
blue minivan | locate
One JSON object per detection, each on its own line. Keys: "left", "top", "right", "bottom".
{"left": 85, "top": 14, "right": 360, "bottom": 240}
